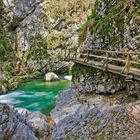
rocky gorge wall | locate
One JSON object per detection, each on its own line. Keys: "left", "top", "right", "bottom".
{"left": 49, "top": 1, "right": 140, "bottom": 138}
{"left": 0, "top": 0, "right": 94, "bottom": 94}
{"left": 0, "top": 0, "right": 140, "bottom": 139}
{"left": 50, "top": 88, "right": 140, "bottom": 139}
{"left": 73, "top": 0, "right": 140, "bottom": 97}
{"left": 1, "top": 0, "right": 94, "bottom": 72}
{"left": 72, "top": 63, "right": 140, "bottom": 98}
{"left": 80, "top": 0, "right": 140, "bottom": 51}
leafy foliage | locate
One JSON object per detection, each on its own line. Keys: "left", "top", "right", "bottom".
{"left": 87, "top": 9, "right": 97, "bottom": 21}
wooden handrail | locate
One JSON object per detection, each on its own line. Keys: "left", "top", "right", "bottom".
{"left": 61, "top": 48, "right": 140, "bottom": 73}
{"left": 60, "top": 48, "right": 140, "bottom": 82}
{"left": 81, "top": 49, "right": 140, "bottom": 55}
{"left": 80, "top": 53, "right": 140, "bottom": 65}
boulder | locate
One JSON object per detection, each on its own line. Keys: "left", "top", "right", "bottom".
{"left": 0, "top": 84, "right": 8, "bottom": 94}
{"left": 50, "top": 88, "right": 108, "bottom": 139}
{"left": 16, "top": 109, "right": 49, "bottom": 138}
{"left": 45, "top": 72, "right": 59, "bottom": 81}
{"left": 26, "top": 111, "right": 49, "bottom": 138}
{"left": 64, "top": 75, "right": 72, "bottom": 81}
{"left": 51, "top": 88, "right": 140, "bottom": 139}
{"left": 0, "top": 103, "right": 38, "bottom": 140}
{"left": 0, "top": 103, "right": 49, "bottom": 140}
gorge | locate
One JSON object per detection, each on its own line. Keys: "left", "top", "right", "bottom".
{"left": 0, "top": 0, "right": 140, "bottom": 140}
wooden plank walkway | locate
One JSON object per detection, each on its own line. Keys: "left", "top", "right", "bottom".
{"left": 72, "top": 58, "right": 140, "bottom": 81}
{"left": 59, "top": 48, "right": 140, "bottom": 81}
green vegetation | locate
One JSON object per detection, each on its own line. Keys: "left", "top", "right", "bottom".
{"left": 97, "top": 131, "right": 106, "bottom": 140}
{"left": 29, "top": 35, "right": 48, "bottom": 60}
{"left": 87, "top": 9, "right": 97, "bottom": 21}
{"left": 0, "top": 20, "right": 10, "bottom": 60}
{"left": 0, "top": 4, "right": 13, "bottom": 71}
{"left": 132, "top": 64, "right": 140, "bottom": 69}
{"left": 78, "top": 0, "right": 140, "bottom": 47}
{"left": 93, "top": 120, "right": 101, "bottom": 127}
{"left": 72, "top": 63, "right": 96, "bottom": 82}
{"left": 111, "top": 110, "right": 118, "bottom": 117}
{"left": 39, "top": 0, "right": 94, "bottom": 49}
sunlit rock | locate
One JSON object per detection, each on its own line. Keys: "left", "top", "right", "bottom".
{"left": 26, "top": 111, "right": 49, "bottom": 138}
{"left": 45, "top": 72, "right": 59, "bottom": 81}
{"left": 64, "top": 75, "right": 72, "bottom": 81}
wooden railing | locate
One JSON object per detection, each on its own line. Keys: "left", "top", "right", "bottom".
{"left": 58, "top": 47, "right": 140, "bottom": 81}
{"left": 81, "top": 49, "right": 140, "bottom": 73}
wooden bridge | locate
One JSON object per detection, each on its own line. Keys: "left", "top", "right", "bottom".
{"left": 58, "top": 48, "right": 140, "bottom": 81}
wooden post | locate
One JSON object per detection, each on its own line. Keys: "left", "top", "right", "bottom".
{"left": 121, "top": 54, "right": 132, "bottom": 74}
{"left": 67, "top": 49, "right": 71, "bottom": 59}
{"left": 75, "top": 48, "right": 77, "bottom": 60}
{"left": 64, "top": 48, "right": 66, "bottom": 59}
{"left": 72, "top": 48, "right": 77, "bottom": 60}
{"left": 105, "top": 52, "right": 109, "bottom": 70}
{"left": 85, "top": 50, "right": 89, "bottom": 62}
{"left": 102, "top": 52, "right": 109, "bottom": 71}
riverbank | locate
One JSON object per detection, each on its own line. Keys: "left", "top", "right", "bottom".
{"left": 1, "top": 86, "right": 139, "bottom": 140}
{"left": 0, "top": 70, "right": 42, "bottom": 95}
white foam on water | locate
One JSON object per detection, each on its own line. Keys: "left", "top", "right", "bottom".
{"left": 0, "top": 99, "right": 11, "bottom": 104}
{"left": 34, "top": 91, "right": 47, "bottom": 96}
{"left": 27, "top": 102, "right": 40, "bottom": 108}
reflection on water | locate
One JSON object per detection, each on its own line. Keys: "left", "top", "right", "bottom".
{"left": 0, "top": 78, "right": 71, "bottom": 115}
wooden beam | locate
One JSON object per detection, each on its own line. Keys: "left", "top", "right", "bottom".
{"left": 73, "top": 58, "right": 140, "bottom": 81}
{"left": 63, "top": 48, "right": 140, "bottom": 81}
{"left": 82, "top": 49, "right": 140, "bottom": 55}
{"left": 80, "top": 53, "right": 140, "bottom": 65}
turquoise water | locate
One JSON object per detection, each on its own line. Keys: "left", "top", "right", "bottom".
{"left": 0, "top": 78, "right": 71, "bottom": 115}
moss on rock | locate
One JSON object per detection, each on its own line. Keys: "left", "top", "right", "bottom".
{"left": 79, "top": 0, "right": 140, "bottom": 50}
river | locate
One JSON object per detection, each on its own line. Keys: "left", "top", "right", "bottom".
{"left": 0, "top": 78, "right": 71, "bottom": 115}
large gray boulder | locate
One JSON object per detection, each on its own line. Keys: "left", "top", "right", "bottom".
{"left": 45, "top": 72, "right": 59, "bottom": 81}
{"left": 16, "top": 108, "right": 49, "bottom": 138}
{"left": 50, "top": 88, "right": 111, "bottom": 140}
{"left": 51, "top": 88, "right": 140, "bottom": 140}
{"left": 0, "top": 103, "right": 49, "bottom": 140}
{"left": 0, "top": 103, "right": 38, "bottom": 140}
{"left": 26, "top": 111, "right": 49, "bottom": 138}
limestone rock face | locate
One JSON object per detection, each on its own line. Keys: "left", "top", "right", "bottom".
{"left": 51, "top": 88, "right": 140, "bottom": 140}
{"left": 0, "top": 103, "right": 49, "bottom": 140}
{"left": 16, "top": 108, "right": 49, "bottom": 137}
{"left": 72, "top": 64, "right": 126, "bottom": 94}
{"left": 0, "top": 104, "right": 38, "bottom": 140}
{"left": 51, "top": 88, "right": 109, "bottom": 139}
{"left": 80, "top": 0, "right": 140, "bottom": 52}
{"left": 45, "top": 72, "right": 59, "bottom": 81}
{"left": 1, "top": 0, "right": 94, "bottom": 72}
{"left": 73, "top": 0, "right": 140, "bottom": 96}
